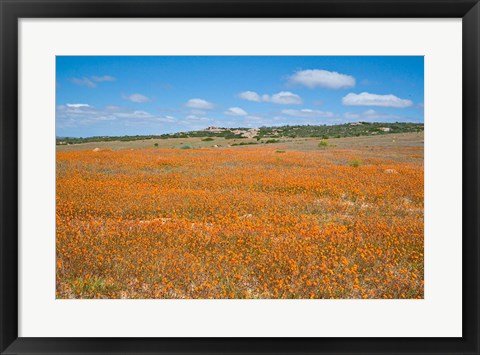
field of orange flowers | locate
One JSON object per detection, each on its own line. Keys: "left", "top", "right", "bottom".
{"left": 56, "top": 142, "right": 423, "bottom": 299}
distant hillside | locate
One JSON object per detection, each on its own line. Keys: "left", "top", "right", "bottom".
{"left": 56, "top": 122, "right": 424, "bottom": 145}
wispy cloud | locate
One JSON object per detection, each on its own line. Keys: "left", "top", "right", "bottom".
{"left": 245, "top": 115, "right": 263, "bottom": 121}
{"left": 288, "top": 69, "right": 355, "bottom": 89}
{"left": 343, "top": 109, "right": 415, "bottom": 122}
{"left": 184, "top": 115, "right": 211, "bottom": 122}
{"left": 180, "top": 114, "right": 215, "bottom": 131}
{"left": 281, "top": 108, "right": 335, "bottom": 118}
{"left": 239, "top": 91, "right": 302, "bottom": 105}
{"left": 56, "top": 104, "right": 176, "bottom": 129}
{"left": 123, "top": 93, "right": 150, "bottom": 103}
{"left": 70, "top": 75, "right": 116, "bottom": 88}
{"left": 70, "top": 77, "right": 96, "bottom": 88}
{"left": 342, "top": 92, "right": 413, "bottom": 108}
{"left": 91, "top": 75, "right": 115, "bottom": 82}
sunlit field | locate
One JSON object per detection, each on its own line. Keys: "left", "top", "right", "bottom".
{"left": 56, "top": 133, "right": 424, "bottom": 299}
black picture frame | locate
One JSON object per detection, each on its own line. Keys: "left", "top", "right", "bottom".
{"left": 1, "top": 1, "right": 479, "bottom": 354}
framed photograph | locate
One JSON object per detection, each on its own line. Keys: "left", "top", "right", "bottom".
{"left": 1, "top": 0, "right": 479, "bottom": 354}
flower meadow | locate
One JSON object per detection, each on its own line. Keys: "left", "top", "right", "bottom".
{"left": 56, "top": 143, "right": 424, "bottom": 299}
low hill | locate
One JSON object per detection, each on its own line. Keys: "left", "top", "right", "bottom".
{"left": 56, "top": 122, "right": 423, "bottom": 145}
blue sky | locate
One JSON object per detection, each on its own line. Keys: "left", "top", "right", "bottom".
{"left": 56, "top": 56, "right": 424, "bottom": 137}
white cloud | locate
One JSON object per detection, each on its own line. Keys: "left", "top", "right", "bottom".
{"left": 238, "top": 91, "right": 302, "bottom": 104}
{"left": 288, "top": 69, "right": 355, "bottom": 89}
{"left": 225, "top": 107, "right": 248, "bottom": 116}
{"left": 282, "top": 108, "right": 335, "bottom": 118}
{"left": 342, "top": 92, "right": 413, "bottom": 108}
{"left": 66, "top": 103, "right": 91, "bottom": 108}
{"left": 238, "top": 91, "right": 261, "bottom": 102}
{"left": 124, "top": 93, "right": 150, "bottom": 103}
{"left": 185, "top": 98, "right": 214, "bottom": 110}
{"left": 267, "top": 91, "right": 303, "bottom": 105}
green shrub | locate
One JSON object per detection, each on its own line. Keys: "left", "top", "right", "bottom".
{"left": 154, "top": 143, "right": 159, "bottom": 147}
{"left": 180, "top": 145, "right": 192, "bottom": 150}
{"left": 275, "top": 150, "right": 286, "bottom": 153}
{"left": 265, "top": 139, "right": 280, "bottom": 144}
{"left": 318, "top": 140, "right": 329, "bottom": 148}
{"left": 71, "top": 277, "right": 106, "bottom": 294}
{"left": 202, "top": 137, "right": 214, "bottom": 141}
{"left": 349, "top": 160, "right": 362, "bottom": 167}
{"left": 231, "top": 142, "right": 258, "bottom": 146}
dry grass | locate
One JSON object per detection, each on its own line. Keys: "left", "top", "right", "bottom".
{"left": 56, "top": 136, "right": 423, "bottom": 299}
{"left": 56, "top": 132, "right": 424, "bottom": 152}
